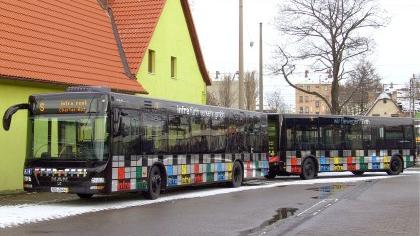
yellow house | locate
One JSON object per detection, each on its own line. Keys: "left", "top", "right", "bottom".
{"left": 0, "top": 0, "right": 210, "bottom": 192}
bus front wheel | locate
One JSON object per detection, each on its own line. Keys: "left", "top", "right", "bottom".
{"left": 300, "top": 158, "right": 317, "bottom": 180}
{"left": 230, "top": 161, "right": 243, "bottom": 188}
{"left": 143, "top": 165, "right": 162, "bottom": 200}
{"left": 387, "top": 157, "right": 403, "bottom": 175}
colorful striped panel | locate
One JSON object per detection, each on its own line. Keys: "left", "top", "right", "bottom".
{"left": 285, "top": 149, "right": 414, "bottom": 174}
{"left": 111, "top": 153, "right": 269, "bottom": 192}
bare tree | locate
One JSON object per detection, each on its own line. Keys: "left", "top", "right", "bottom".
{"left": 272, "top": 0, "right": 388, "bottom": 114}
{"left": 400, "top": 75, "right": 420, "bottom": 116}
{"left": 267, "top": 91, "right": 289, "bottom": 113}
{"left": 218, "top": 74, "right": 236, "bottom": 108}
{"left": 206, "top": 90, "right": 219, "bottom": 106}
{"left": 340, "top": 60, "right": 382, "bottom": 115}
{"left": 244, "top": 71, "right": 258, "bottom": 111}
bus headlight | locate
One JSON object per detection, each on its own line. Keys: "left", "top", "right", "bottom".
{"left": 24, "top": 176, "right": 32, "bottom": 182}
{"left": 91, "top": 177, "right": 105, "bottom": 184}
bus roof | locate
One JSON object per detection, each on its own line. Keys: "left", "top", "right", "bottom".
{"left": 267, "top": 113, "right": 414, "bottom": 121}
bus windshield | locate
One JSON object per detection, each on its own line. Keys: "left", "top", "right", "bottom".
{"left": 29, "top": 115, "right": 109, "bottom": 161}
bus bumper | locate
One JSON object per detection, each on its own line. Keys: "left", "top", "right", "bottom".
{"left": 23, "top": 176, "right": 106, "bottom": 194}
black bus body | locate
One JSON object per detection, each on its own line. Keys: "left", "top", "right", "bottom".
{"left": 267, "top": 114, "right": 416, "bottom": 179}
{"left": 4, "top": 87, "right": 269, "bottom": 199}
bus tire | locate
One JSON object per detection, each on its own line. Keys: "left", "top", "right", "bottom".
{"left": 265, "top": 166, "right": 278, "bottom": 179}
{"left": 230, "top": 161, "right": 243, "bottom": 188}
{"left": 300, "top": 158, "right": 317, "bottom": 180}
{"left": 351, "top": 171, "right": 364, "bottom": 176}
{"left": 143, "top": 165, "right": 162, "bottom": 200}
{"left": 386, "top": 156, "right": 403, "bottom": 175}
{"left": 77, "top": 193, "right": 93, "bottom": 199}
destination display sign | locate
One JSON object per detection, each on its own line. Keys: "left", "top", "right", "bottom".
{"left": 32, "top": 96, "right": 107, "bottom": 115}
{"left": 58, "top": 99, "right": 88, "bottom": 113}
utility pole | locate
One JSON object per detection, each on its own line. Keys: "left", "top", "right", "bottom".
{"left": 258, "top": 22, "right": 263, "bottom": 112}
{"left": 238, "top": 0, "right": 244, "bottom": 109}
{"left": 411, "top": 74, "right": 416, "bottom": 118}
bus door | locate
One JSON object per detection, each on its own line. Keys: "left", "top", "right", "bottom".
{"left": 267, "top": 114, "right": 280, "bottom": 163}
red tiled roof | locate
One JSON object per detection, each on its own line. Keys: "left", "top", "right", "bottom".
{"left": 111, "top": 0, "right": 211, "bottom": 85}
{"left": 0, "top": 0, "right": 146, "bottom": 93}
{"left": 110, "top": 0, "right": 166, "bottom": 74}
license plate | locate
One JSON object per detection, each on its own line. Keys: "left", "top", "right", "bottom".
{"left": 51, "top": 187, "right": 69, "bottom": 193}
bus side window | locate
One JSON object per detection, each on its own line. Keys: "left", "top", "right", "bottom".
{"left": 201, "top": 116, "right": 211, "bottom": 153}
{"left": 253, "top": 116, "right": 262, "bottom": 153}
{"left": 260, "top": 115, "right": 268, "bottom": 153}
{"left": 237, "top": 114, "right": 246, "bottom": 153}
{"left": 226, "top": 115, "right": 235, "bottom": 153}
{"left": 190, "top": 115, "right": 204, "bottom": 154}
{"left": 286, "top": 128, "right": 294, "bottom": 150}
{"left": 112, "top": 110, "right": 141, "bottom": 156}
{"left": 295, "top": 118, "right": 318, "bottom": 150}
{"left": 231, "top": 114, "right": 245, "bottom": 153}
{"left": 322, "top": 127, "right": 332, "bottom": 149}
{"left": 344, "top": 123, "right": 362, "bottom": 150}
{"left": 403, "top": 125, "right": 414, "bottom": 149}
{"left": 130, "top": 114, "right": 141, "bottom": 155}
{"left": 168, "top": 114, "right": 190, "bottom": 154}
{"left": 141, "top": 111, "right": 168, "bottom": 155}
{"left": 112, "top": 111, "right": 129, "bottom": 156}
{"left": 322, "top": 125, "right": 341, "bottom": 150}
{"left": 283, "top": 118, "right": 294, "bottom": 150}
{"left": 362, "top": 123, "right": 372, "bottom": 149}
{"left": 210, "top": 116, "right": 226, "bottom": 153}
{"left": 385, "top": 125, "right": 403, "bottom": 149}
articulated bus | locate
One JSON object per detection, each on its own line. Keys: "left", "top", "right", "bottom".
{"left": 266, "top": 114, "right": 416, "bottom": 179}
{"left": 3, "top": 87, "right": 269, "bottom": 199}
{"left": 3, "top": 87, "right": 416, "bottom": 199}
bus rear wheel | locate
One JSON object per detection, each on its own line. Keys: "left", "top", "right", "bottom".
{"left": 351, "top": 171, "right": 364, "bottom": 176}
{"left": 143, "top": 165, "right": 162, "bottom": 200}
{"left": 77, "top": 193, "right": 93, "bottom": 199}
{"left": 300, "top": 158, "right": 317, "bottom": 180}
{"left": 387, "top": 157, "right": 403, "bottom": 175}
{"left": 230, "top": 161, "right": 243, "bottom": 188}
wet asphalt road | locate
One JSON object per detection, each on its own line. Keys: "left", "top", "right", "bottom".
{"left": 1, "top": 170, "right": 419, "bottom": 236}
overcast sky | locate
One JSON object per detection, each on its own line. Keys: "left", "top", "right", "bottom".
{"left": 190, "top": 0, "right": 420, "bottom": 107}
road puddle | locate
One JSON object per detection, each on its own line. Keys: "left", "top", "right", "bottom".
{"left": 238, "top": 207, "right": 298, "bottom": 236}
{"left": 307, "top": 184, "right": 355, "bottom": 199}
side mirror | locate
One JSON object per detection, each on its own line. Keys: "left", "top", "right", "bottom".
{"left": 112, "top": 110, "right": 128, "bottom": 136}
{"left": 112, "top": 109, "right": 121, "bottom": 136}
{"left": 3, "top": 103, "right": 29, "bottom": 131}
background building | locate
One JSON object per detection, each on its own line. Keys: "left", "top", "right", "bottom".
{"left": 365, "top": 92, "right": 404, "bottom": 117}
{"left": 295, "top": 83, "right": 332, "bottom": 114}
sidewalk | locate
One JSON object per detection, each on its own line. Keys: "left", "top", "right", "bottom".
{"left": 0, "top": 191, "right": 77, "bottom": 206}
